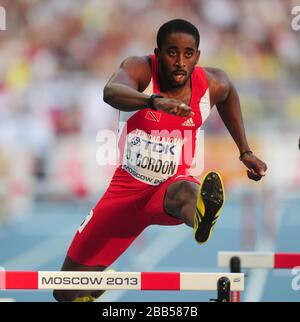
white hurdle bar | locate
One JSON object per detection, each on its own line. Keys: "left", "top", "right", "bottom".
{"left": 218, "top": 252, "right": 300, "bottom": 269}
{"left": 0, "top": 271, "right": 244, "bottom": 291}
{"left": 0, "top": 271, "right": 244, "bottom": 302}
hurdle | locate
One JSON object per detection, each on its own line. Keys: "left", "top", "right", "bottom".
{"left": 218, "top": 252, "right": 300, "bottom": 302}
{"left": 0, "top": 271, "right": 244, "bottom": 302}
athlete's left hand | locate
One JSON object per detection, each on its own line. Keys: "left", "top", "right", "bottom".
{"left": 240, "top": 152, "right": 267, "bottom": 181}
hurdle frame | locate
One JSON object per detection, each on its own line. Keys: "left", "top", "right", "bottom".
{"left": 218, "top": 251, "right": 300, "bottom": 302}
{"left": 0, "top": 271, "right": 244, "bottom": 302}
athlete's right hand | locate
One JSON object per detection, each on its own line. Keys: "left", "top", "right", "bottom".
{"left": 152, "top": 97, "right": 194, "bottom": 117}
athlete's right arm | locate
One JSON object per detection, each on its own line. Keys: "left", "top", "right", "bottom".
{"left": 103, "top": 56, "right": 152, "bottom": 112}
{"left": 103, "top": 56, "right": 193, "bottom": 117}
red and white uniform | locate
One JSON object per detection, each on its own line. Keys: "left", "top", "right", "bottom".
{"left": 67, "top": 55, "right": 211, "bottom": 267}
{"left": 119, "top": 54, "right": 211, "bottom": 185}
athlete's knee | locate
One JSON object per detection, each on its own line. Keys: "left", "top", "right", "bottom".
{"left": 173, "top": 181, "right": 198, "bottom": 205}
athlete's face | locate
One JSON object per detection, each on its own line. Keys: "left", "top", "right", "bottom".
{"left": 155, "top": 32, "right": 200, "bottom": 88}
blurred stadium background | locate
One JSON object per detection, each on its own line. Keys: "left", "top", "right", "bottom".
{"left": 0, "top": 0, "right": 299, "bottom": 302}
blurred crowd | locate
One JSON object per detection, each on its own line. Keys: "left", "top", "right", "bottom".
{"left": 0, "top": 0, "right": 299, "bottom": 221}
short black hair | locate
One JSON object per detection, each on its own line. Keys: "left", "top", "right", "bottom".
{"left": 156, "top": 19, "right": 200, "bottom": 50}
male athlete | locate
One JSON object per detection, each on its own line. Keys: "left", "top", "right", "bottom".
{"left": 53, "top": 19, "right": 267, "bottom": 302}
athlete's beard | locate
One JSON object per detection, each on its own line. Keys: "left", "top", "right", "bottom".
{"left": 170, "top": 77, "right": 188, "bottom": 88}
{"left": 159, "top": 61, "right": 190, "bottom": 88}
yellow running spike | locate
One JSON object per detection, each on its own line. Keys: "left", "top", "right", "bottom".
{"left": 194, "top": 171, "right": 225, "bottom": 244}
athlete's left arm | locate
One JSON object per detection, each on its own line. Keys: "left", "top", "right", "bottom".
{"left": 205, "top": 67, "right": 267, "bottom": 181}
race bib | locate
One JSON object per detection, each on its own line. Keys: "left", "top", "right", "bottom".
{"left": 122, "top": 129, "right": 184, "bottom": 185}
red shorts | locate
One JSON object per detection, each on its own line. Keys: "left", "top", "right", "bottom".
{"left": 67, "top": 167, "right": 200, "bottom": 267}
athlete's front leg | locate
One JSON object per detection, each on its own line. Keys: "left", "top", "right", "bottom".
{"left": 164, "top": 172, "right": 225, "bottom": 244}
{"left": 164, "top": 180, "right": 199, "bottom": 227}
